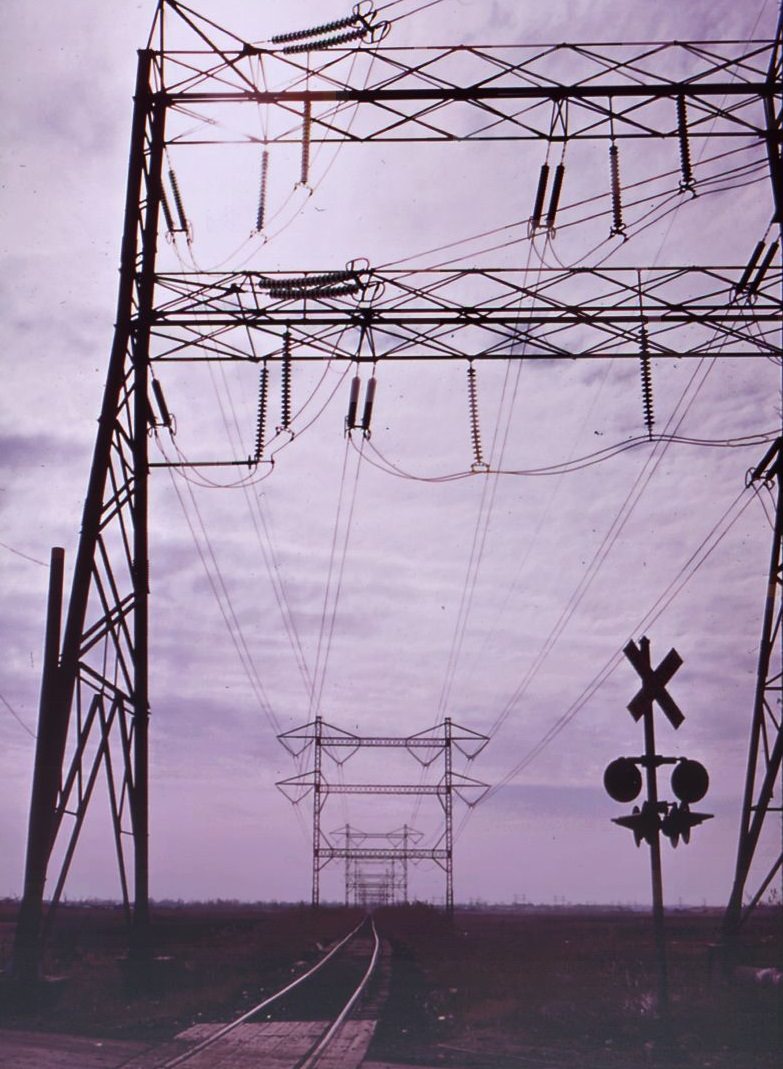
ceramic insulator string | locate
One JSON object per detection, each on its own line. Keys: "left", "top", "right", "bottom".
{"left": 256, "top": 149, "right": 270, "bottom": 232}
{"left": 546, "top": 163, "right": 565, "bottom": 232}
{"left": 254, "top": 363, "right": 269, "bottom": 462}
{"left": 300, "top": 100, "right": 312, "bottom": 186}
{"left": 272, "top": 14, "right": 359, "bottom": 44}
{"left": 745, "top": 241, "right": 779, "bottom": 297}
{"left": 151, "top": 378, "right": 172, "bottom": 429}
{"left": 346, "top": 375, "right": 361, "bottom": 430}
{"left": 167, "top": 167, "right": 189, "bottom": 233}
{"left": 283, "top": 28, "right": 367, "bottom": 53}
{"left": 676, "top": 95, "right": 694, "bottom": 192}
{"left": 267, "top": 283, "right": 360, "bottom": 300}
{"left": 260, "top": 271, "right": 357, "bottom": 289}
{"left": 361, "top": 376, "right": 377, "bottom": 435}
{"left": 160, "top": 188, "right": 176, "bottom": 235}
{"left": 735, "top": 241, "right": 766, "bottom": 293}
{"left": 639, "top": 324, "right": 654, "bottom": 438}
{"left": 281, "top": 331, "right": 292, "bottom": 430}
{"left": 609, "top": 143, "right": 625, "bottom": 236}
{"left": 531, "top": 163, "right": 549, "bottom": 231}
{"left": 467, "top": 363, "right": 485, "bottom": 469}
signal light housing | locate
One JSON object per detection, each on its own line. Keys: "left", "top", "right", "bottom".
{"left": 604, "top": 757, "right": 642, "bottom": 803}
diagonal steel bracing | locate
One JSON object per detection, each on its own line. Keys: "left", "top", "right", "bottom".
{"left": 13, "top": 0, "right": 783, "bottom": 973}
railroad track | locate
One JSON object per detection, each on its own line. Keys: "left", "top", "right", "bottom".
{"left": 122, "top": 916, "right": 382, "bottom": 1069}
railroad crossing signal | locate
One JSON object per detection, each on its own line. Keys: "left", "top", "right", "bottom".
{"left": 604, "top": 635, "right": 713, "bottom": 1019}
{"left": 624, "top": 636, "right": 685, "bottom": 728}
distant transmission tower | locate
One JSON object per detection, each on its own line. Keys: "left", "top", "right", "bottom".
{"left": 277, "top": 717, "right": 489, "bottom": 911}
{"left": 12, "top": 1, "right": 782, "bottom": 977}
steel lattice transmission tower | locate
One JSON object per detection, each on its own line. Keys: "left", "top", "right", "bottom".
{"left": 11, "top": 0, "right": 783, "bottom": 977}
{"left": 277, "top": 717, "right": 489, "bottom": 911}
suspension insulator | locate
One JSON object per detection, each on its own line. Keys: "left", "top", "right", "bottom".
{"left": 167, "top": 167, "right": 189, "bottom": 233}
{"left": 467, "top": 363, "right": 485, "bottom": 469}
{"left": 361, "top": 376, "right": 377, "bottom": 435}
{"left": 746, "top": 240, "right": 779, "bottom": 298}
{"left": 300, "top": 100, "right": 312, "bottom": 186}
{"left": 639, "top": 325, "right": 654, "bottom": 438}
{"left": 346, "top": 375, "right": 361, "bottom": 430}
{"left": 546, "top": 163, "right": 565, "bottom": 232}
{"left": 676, "top": 95, "right": 694, "bottom": 193}
{"left": 254, "top": 363, "right": 269, "bottom": 462}
{"left": 256, "top": 149, "right": 270, "bottom": 233}
{"left": 160, "top": 188, "right": 176, "bottom": 235}
{"left": 260, "top": 270, "right": 358, "bottom": 290}
{"left": 272, "top": 14, "right": 359, "bottom": 44}
{"left": 735, "top": 240, "right": 766, "bottom": 293}
{"left": 281, "top": 331, "right": 292, "bottom": 430}
{"left": 609, "top": 143, "right": 625, "bottom": 236}
{"left": 283, "top": 27, "right": 367, "bottom": 53}
{"left": 151, "top": 377, "right": 172, "bottom": 429}
{"left": 530, "top": 163, "right": 549, "bottom": 231}
{"left": 267, "top": 283, "right": 360, "bottom": 300}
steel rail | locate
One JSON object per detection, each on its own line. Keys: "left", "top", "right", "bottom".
{"left": 297, "top": 916, "right": 381, "bottom": 1069}
{"left": 151, "top": 917, "right": 366, "bottom": 1068}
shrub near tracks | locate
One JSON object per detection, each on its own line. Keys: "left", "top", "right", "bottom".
{"left": 0, "top": 901, "right": 363, "bottom": 1040}
{"left": 369, "top": 905, "right": 782, "bottom": 1069}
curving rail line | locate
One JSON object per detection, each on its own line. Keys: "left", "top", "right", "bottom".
{"left": 148, "top": 915, "right": 380, "bottom": 1069}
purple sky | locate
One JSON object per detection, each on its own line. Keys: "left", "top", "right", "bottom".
{"left": 1, "top": 0, "right": 781, "bottom": 908}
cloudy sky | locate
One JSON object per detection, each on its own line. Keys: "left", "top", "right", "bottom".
{"left": 1, "top": 0, "right": 781, "bottom": 910}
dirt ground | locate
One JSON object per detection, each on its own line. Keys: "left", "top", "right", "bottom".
{"left": 0, "top": 901, "right": 780, "bottom": 1068}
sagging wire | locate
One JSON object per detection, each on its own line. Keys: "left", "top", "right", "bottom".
{"left": 463, "top": 481, "right": 758, "bottom": 827}
{"left": 164, "top": 462, "right": 283, "bottom": 736}
{"left": 383, "top": 147, "right": 767, "bottom": 278}
{"left": 355, "top": 430, "right": 777, "bottom": 483}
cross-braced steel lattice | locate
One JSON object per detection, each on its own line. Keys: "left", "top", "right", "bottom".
{"left": 13, "top": 0, "right": 783, "bottom": 976}
{"left": 277, "top": 717, "right": 489, "bottom": 912}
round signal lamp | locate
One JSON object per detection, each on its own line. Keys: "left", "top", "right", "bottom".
{"left": 604, "top": 758, "right": 642, "bottom": 803}
{"left": 671, "top": 759, "right": 709, "bottom": 803}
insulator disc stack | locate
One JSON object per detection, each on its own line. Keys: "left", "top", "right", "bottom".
{"left": 168, "top": 167, "right": 189, "bottom": 234}
{"left": 160, "top": 188, "right": 176, "bottom": 235}
{"left": 639, "top": 325, "right": 654, "bottom": 439}
{"left": 530, "top": 163, "right": 549, "bottom": 231}
{"left": 361, "top": 376, "right": 377, "bottom": 435}
{"left": 546, "top": 163, "right": 565, "bottom": 233}
{"left": 300, "top": 100, "right": 312, "bottom": 185}
{"left": 281, "top": 331, "right": 292, "bottom": 430}
{"left": 283, "top": 27, "right": 367, "bottom": 53}
{"left": 676, "top": 95, "right": 694, "bottom": 192}
{"left": 467, "top": 363, "right": 485, "bottom": 469}
{"left": 254, "top": 363, "right": 269, "bottom": 462}
{"left": 609, "top": 143, "right": 625, "bottom": 236}
{"left": 272, "top": 14, "right": 359, "bottom": 44}
{"left": 745, "top": 241, "right": 779, "bottom": 297}
{"left": 735, "top": 241, "right": 766, "bottom": 294}
{"left": 346, "top": 375, "right": 361, "bottom": 430}
{"left": 151, "top": 378, "right": 172, "bottom": 429}
{"left": 256, "top": 149, "right": 270, "bottom": 233}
